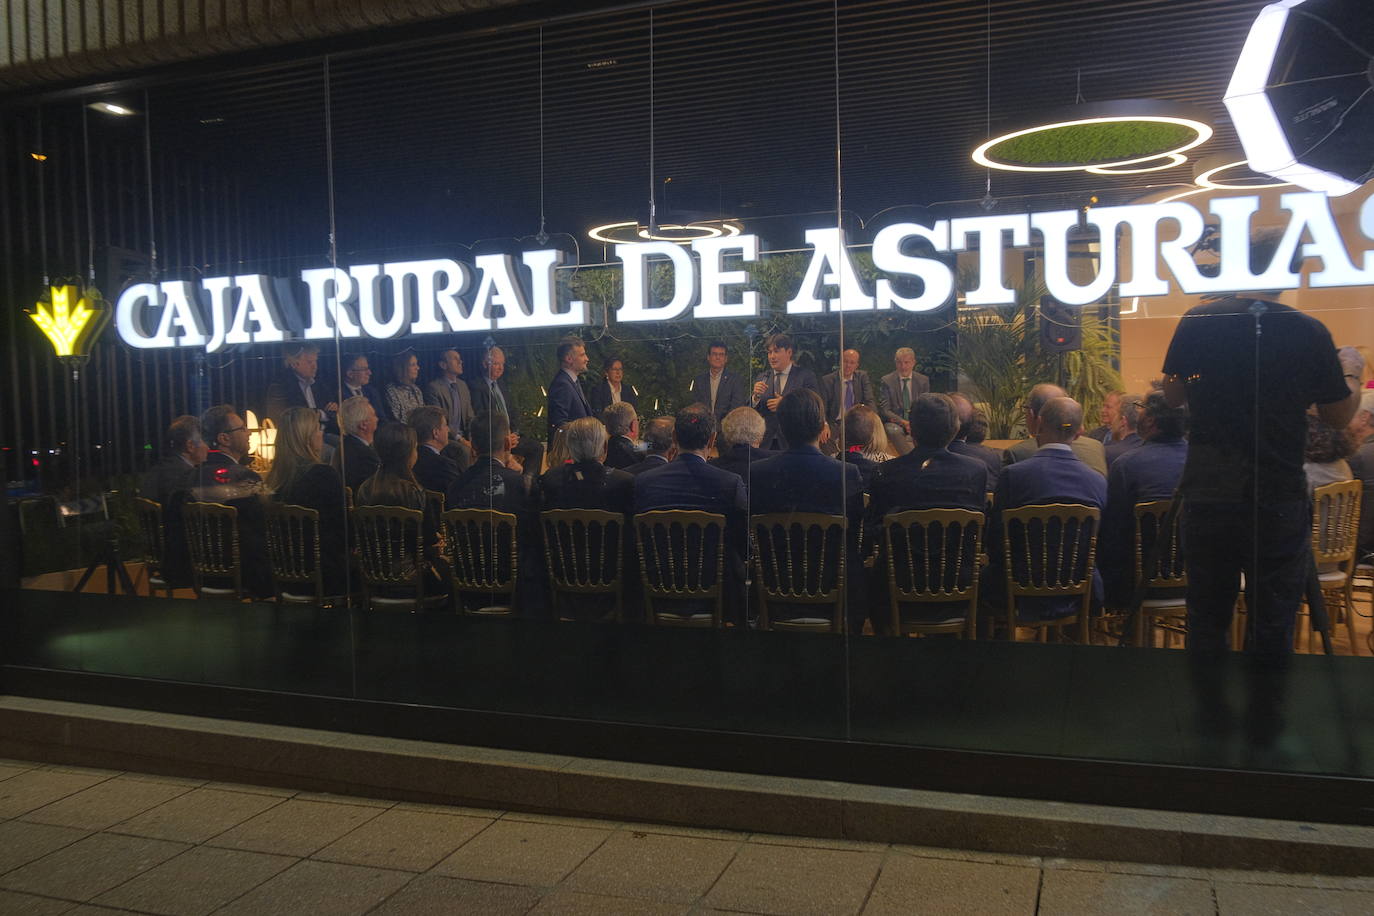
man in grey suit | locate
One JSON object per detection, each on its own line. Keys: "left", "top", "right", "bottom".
{"left": 424, "top": 349, "right": 475, "bottom": 471}
{"left": 877, "top": 347, "right": 930, "bottom": 456}
{"left": 820, "top": 348, "right": 876, "bottom": 451}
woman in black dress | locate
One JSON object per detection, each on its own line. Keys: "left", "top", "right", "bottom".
{"left": 265, "top": 407, "right": 349, "bottom": 596}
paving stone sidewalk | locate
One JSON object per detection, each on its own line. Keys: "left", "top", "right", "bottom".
{"left": 0, "top": 758, "right": 1370, "bottom": 915}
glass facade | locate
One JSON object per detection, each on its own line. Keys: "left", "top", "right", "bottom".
{"left": 3, "top": 0, "right": 1373, "bottom": 805}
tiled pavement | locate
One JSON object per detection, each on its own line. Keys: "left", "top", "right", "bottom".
{"left": 0, "top": 759, "right": 1370, "bottom": 915}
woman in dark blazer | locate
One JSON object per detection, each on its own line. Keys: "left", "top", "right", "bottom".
{"left": 588, "top": 356, "right": 638, "bottom": 416}
{"left": 265, "top": 407, "right": 349, "bottom": 596}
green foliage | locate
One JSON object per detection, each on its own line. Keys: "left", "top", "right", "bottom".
{"left": 990, "top": 121, "right": 1195, "bottom": 166}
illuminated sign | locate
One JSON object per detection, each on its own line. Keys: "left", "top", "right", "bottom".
{"left": 114, "top": 191, "right": 1374, "bottom": 353}
{"left": 28, "top": 285, "right": 110, "bottom": 358}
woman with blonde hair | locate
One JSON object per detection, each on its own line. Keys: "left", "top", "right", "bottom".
{"left": 356, "top": 421, "right": 447, "bottom": 595}
{"left": 265, "top": 407, "right": 348, "bottom": 595}
{"left": 842, "top": 405, "right": 891, "bottom": 489}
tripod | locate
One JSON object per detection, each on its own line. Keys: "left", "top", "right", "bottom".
{"left": 71, "top": 519, "right": 139, "bottom": 597}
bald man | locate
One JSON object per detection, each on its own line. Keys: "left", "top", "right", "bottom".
{"left": 1001, "top": 383, "right": 1107, "bottom": 476}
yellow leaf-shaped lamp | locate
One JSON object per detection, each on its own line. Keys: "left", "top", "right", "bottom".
{"left": 26, "top": 285, "right": 111, "bottom": 358}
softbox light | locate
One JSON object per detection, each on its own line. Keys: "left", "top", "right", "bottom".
{"left": 1224, "top": 0, "right": 1374, "bottom": 196}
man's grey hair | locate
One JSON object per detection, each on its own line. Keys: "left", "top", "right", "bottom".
{"left": 564, "top": 417, "right": 608, "bottom": 463}
{"left": 481, "top": 346, "right": 504, "bottom": 367}
{"left": 338, "top": 395, "right": 374, "bottom": 435}
{"left": 720, "top": 406, "right": 765, "bottom": 448}
{"left": 642, "top": 417, "right": 675, "bottom": 454}
{"left": 894, "top": 347, "right": 915, "bottom": 362}
{"left": 602, "top": 401, "right": 637, "bottom": 437}
{"left": 1120, "top": 394, "right": 1145, "bottom": 431}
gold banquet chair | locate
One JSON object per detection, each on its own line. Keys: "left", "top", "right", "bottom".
{"left": 444, "top": 508, "right": 519, "bottom": 617}
{"left": 634, "top": 510, "right": 727, "bottom": 628}
{"left": 541, "top": 509, "right": 626, "bottom": 623}
{"left": 751, "top": 513, "right": 847, "bottom": 633}
{"left": 182, "top": 501, "right": 244, "bottom": 599}
{"left": 264, "top": 502, "right": 347, "bottom": 607}
{"left": 353, "top": 505, "right": 447, "bottom": 612}
{"left": 1001, "top": 503, "right": 1100, "bottom": 644}
{"left": 1307, "top": 479, "right": 1362, "bottom": 655}
{"left": 1129, "top": 500, "right": 1187, "bottom": 649}
{"left": 883, "top": 508, "right": 984, "bottom": 639}
{"left": 132, "top": 496, "right": 175, "bottom": 598}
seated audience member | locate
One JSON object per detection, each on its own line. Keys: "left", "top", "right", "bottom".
{"left": 141, "top": 415, "right": 208, "bottom": 587}
{"left": 625, "top": 417, "right": 675, "bottom": 475}
{"left": 1002, "top": 383, "right": 1108, "bottom": 476}
{"left": 541, "top": 417, "right": 634, "bottom": 516}
{"left": 545, "top": 426, "right": 571, "bottom": 471}
{"left": 262, "top": 343, "right": 336, "bottom": 425}
{"left": 1345, "top": 391, "right": 1374, "bottom": 560}
{"left": 841, "top": 405, "right": 891, "bottom": 490}
{"left": 602, "top": 402, "right": 641, "bottom": 470}
{"left": 410, "top": 405, "right": 461, "bottom": 497}
{"left": 1088, "top": 391, "right": 1124, "bottom": 443}
{"left": 750, "top": 390, "right": 863, "bottom": 520}
{"left": 1304, "top": 412, "right": 1354, "bottom": 496}
{"left": 1104, "top": 394, "right": 1145, "bottom": 469}
{"left": 333, "top": 395, "right": 380, "bottom": 494}
{"left": 449, "top": 411, "right": 530, "bottom": 514}
{"left": 709, "top": 406, "right": 775, "bottom": 483}
{"left": 265, "top": 407, "right": 349, "bottom": 596}
{"left": 382, "top": 351, "right": 424, "bottom": 423}
{"left": 988, "top": 397, "right": 1107, "bottom": 623}
{"left": 1098, "top": 392, "right": 1189, "bottom": 607}
{"left": 341, "top": 352, "right": 388, "bottom": 423}
{"left": 194, "top": 404, "right": 273, "bottom": 599}
{"left": 356, "top": 421, "right": 446, "bottom": 595}
{"left": 947, "top": 392, "right": 1001, "bottom": 486}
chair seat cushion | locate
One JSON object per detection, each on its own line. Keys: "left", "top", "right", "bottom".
{"left": 1140, "top": 598, "right": 1187, "bottom": 610}
{"left": 469, "top": 605, "right": 514, "bottom": 616}
{"left": 657, "top": 612, "right": 715, "bottom": 623}
{"left": 198, "top": 587, "right": 239, "bottom": 598}
{"left": 1317, "top": 571, "right": 1349, "bottom": 585}
{"left": 773, "top": 617, "right": 835, "bottom": 628}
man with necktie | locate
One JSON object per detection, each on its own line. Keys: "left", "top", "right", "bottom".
{"left": 752, "top": 332, "right": 820, "bottom": 451}
{"left": 878, "top": 346, "right": 930, "bottom": 456}
{"left": 471, "top": 345, "right": 543, "bottom": 470}
{"left": 547, "top": 337, "right": 593, "bottom": 445}
{"left": 424, "top": 349, "right": 476, "bottom": 471}
{"left": 820, "top": 348, "right": 877, "bottom": 453}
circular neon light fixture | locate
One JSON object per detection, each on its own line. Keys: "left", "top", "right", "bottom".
{"left": 1193, "top": 157, "right": 1291, "bottom": 191}
{"left": 1086, "top": 152, "right": 1189, "bottom": 175}
{"left": 588, "top": 220, "right": 741, "bottom": 244}
{"left": 973, "top": 100, "right": 1213, "bottom": 174}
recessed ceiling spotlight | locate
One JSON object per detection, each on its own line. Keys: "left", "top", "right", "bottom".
{"left": 88, "top": 101, "right": 136, "bottom": 116}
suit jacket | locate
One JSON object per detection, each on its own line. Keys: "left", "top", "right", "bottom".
{"left": 333, "top": 434, "right": 381, "bottom": 494}
{"left": 263, "top": 370, "right": 331, "bottom": 423}
{"left": 273, "top": 462, "right": 349, "bottom": 596}
{"left": 690, "top": 369, "right": 748, "bottom": 423}
{"left": 625, "top": 453, "right": 671, "bottom": 476}
{"left": 841, "top": 451, "right": 880, "bottom": 491}
{"left": 876, "top": 370, "right": 931, "bottom": 425}
{"left": 341, "top": 383, "right": 388, "bottom": 425}
{"left": 588, "top": 379, "right": 638, "bottom": 416}
{"left": 865, "top": 446, "right": 990, "bottom": 544}
{"left": 547, "top": 370, "right": 592, "bottom": 442}
{"left": 990, "top": 446, "right": 1107, "bottom": 621}
{"left": 448, "top": 456, "right": 531, "bottom": 515}
{"left": 193, "top": 451, "right": 272, "bottom": 599}
{"left": 1104, "top": 432, "right": 1144, "bottom": 470}
{"left": 469, "top": 375, "right": 521, "bottom": 434}
{"left": 820, "top": 370, "right": 877, "bottom": 423}
{"left": 540, "top": 460, "right": 635, "bottom": 516}
{"left": 752, "top": 365, "right": 821, "bottom": 450}
{"left": 424, "top": 377, "right": 476, "bottom": 440}
{"left": 414, "top": 445, "right": 462, "bottom": 497}
{"left": 749, "top": 446, "right": 864, "bottom": 522}
{"left": 140, "top": 455, "right": 198, "bottom": 510}
{"left": 949, "top": 439, "right": 1001, "bottom": 488}
{"left": 605, "top": 435, "right": 640, "bottom": 470}
{"left": 1002, "top": 435, "right": 1108, "bottom": 477}
{"left": 1099, "top": 438, "right": 1188, "bottom": 606}
{"left": 709, "top": 444, "right": 777, "bottom": 485}
{"left": 140, "top": 455, "right": 198, "bottom": 586}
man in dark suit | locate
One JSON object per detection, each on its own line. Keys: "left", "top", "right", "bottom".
{"left": 601, "top": 402, "right": 641, "bottom": 470}
{"left": 547, "top": 337, "right": 592, "bottom": 444}
{"left": 193, "top": 405, "right": 273, "bottom": 599}
{"left": 1104, "top": 393, "right": 1145, "bottom": 470}
{"left": 448, "top": 411, "right": 530, "bottom": 514}
{"left": 750, "top": 390, "right": 863, "bottom": 521}
{"left": 424, "top": 349, "right": 475, "bottom": 470}
{"left": 876, "top": 347, "right": 930, "bottom": 455}
{"left": 988, "top": 397, "right": 1107, "bottom": 623}
{"left": 333, "top": 395, "right": 381, "bottom": 493}
{"left": 262, "top": 344, "right": 337, "bottom": 425}
{"left": 140, "top": 415, "right": 207, "bottom": 587}
{"left": 340, "top": 353, "right": 388, "bottom": 425}
{"left": 1098, "top": 392, "right": 1189, "bottom": 608}
{"left": 1002, "top": 383, "right": 1108, "bottom": 476}
{"left": 690, "top": 340, "right": 748, "bottom": 425}
{"left": 710, "top": 406, "right": 775, "bottom": 486}
{"left": 947, "top": 392, "right": 1001, "bottom": 487}
{"left": 541, "top": 417, "right": 635, "bottom": 517}
{"left": 625, "top": 417, "right": 675, "bottom": 476}
{"left": 820, "top": 348, "right": 877, "bottom": 441}
{"left": 470, "top": 345, "right": 545, "bottom": 475}
{"left": 410, "top": 405, "right": 462, "bottom": 497}
{"left": 752, "top": 332, "right": 820, "bottom": 450}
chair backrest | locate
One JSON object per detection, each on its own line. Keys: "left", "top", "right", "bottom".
{"left": 633, "top": 510, "right": 727, "bottom": 624}
{"left": 133, "top": 497, "right": 165, "bottom": 569}
{"left": 541, "top": 508, "right": 625, "bottom": 592}
{"left": 353, "top": 504, "right": 426, "bottom": 593}
{"left": 424, "top": 489, "right": 445, "bottom": 519}
{"left": 1312, "top": 479, "right": 1362, "bottom": 566}
{"left": 751, "top": 513, "right": 846, "bottom": 627}
{"left": 1001, "top": 503, "right": 1100, "bottom": 597}
{"left": 183, "top": 500, "right": 242, "bottom": 595}
{"left": 884, "top": 507, "right": 985, "bottom": 602}
{"left": 1133, "top": 500, "right": 1186, "bottom": 591}
{"left": 264, "top": 502, "right": 324, "bottom": 599}
{"left": 443, "top": 508, "right": 519, "bottom": 595}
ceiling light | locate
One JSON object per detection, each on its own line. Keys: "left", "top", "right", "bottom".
{"left": 588, "top": 220, "right": 742, "bottom": 245}
{"left": 973, "top": 100, "right": 1213, "bottom": 174}
{"left": 88, "top": 101, "right": 136, "bottom": 116}
{"left": 29, "top": 152, "right": 47, "bottom": 162}
{"left": 1193, "top": 156, "right": 1292, "bottom": 191}
{"left": 1086, "top": 152, "right": 1189, "bottom": 175}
